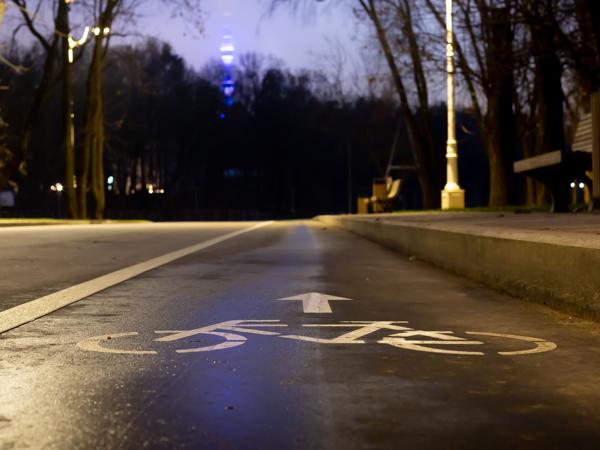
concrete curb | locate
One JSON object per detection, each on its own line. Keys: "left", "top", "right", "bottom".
{"left": 317, "top": 215, "right": 600, "bottom": 321}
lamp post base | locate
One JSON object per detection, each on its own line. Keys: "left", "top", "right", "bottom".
{"left": 441, "top": 189, "right": 465, "bottom": 210}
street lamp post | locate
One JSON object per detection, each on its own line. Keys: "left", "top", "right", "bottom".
{"left": 51, "top": 183, "right": 64, "bottom": 218}
{"left": 441, "top": 0, "right": 465, "bottom": 209}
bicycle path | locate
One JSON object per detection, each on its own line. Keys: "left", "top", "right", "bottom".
{"left": 1, "top": 221, "right": 600, "bottom": 449}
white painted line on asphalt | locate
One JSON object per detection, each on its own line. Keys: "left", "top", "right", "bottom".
{"left": 77, "top": 332, "right": 158, "bottom": 355}
{"left": 0, "top": 221, "right": 274, "bottom": 334}
{"left": 76, "top": 320, "right": 558, "bottom": 357}
{"left": 466, "top": 332, "right": 558, "bottom": 355}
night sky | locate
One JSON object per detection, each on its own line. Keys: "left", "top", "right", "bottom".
{"left": 136, "top": 0, "right": 362, "bottom": 72}
{"left": 0, "top": 0, "right": 364, "bottom": 81}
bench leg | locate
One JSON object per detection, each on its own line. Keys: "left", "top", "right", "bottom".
{"left": 550, "top": 182, "right": 570, "bottom": 213}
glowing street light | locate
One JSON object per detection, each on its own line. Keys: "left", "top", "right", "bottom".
{"left": 67, "top": 26, "right": 90, "bottom": 63}
{"left": 441, "top": 0, "right": 465, "bottom": 209}
{"left": 50, "top": 182, "right": 64, "bottom": 192}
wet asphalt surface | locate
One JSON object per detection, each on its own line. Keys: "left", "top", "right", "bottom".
{"left": 1, "top": 221, "right": 600, "bottom": 450}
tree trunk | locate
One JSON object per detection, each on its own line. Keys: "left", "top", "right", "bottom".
{"left": 581, "top": 1, "right": 600, "bottom": 209}
{"left": 92, "top": 99, "right": 106, "bottom": 220}
{"left": 532, "top": 10, "right": 566, "bottom": 155}
{"left": 536, "top": 17, "right": 564, "bottom": 207}
{"left": 583, "top": 0, "right": 600, "bottom": 88}
{"left": 80, "top": 33, "right": 104, "bottom": 219}
{"left": 484, "top": 6, "right": 517, "bottom": 206}
{"left": 80, "top": 0, "right": 119, "bottom": 220}
{"left": 56, "top": 0, "right": 78, "bottom": 218}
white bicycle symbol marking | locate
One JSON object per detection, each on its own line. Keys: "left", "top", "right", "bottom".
{"left": 77, "top": 320, "right": 557, "bottom": 356}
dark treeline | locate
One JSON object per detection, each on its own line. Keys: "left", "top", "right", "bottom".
{"left": 2, "top": 0, "right": 600, "bottom": 218}
{"left": 0, "top": 38, "right": 487, "bottom": 219}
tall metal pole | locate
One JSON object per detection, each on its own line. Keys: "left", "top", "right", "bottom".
{"left": 441, "top": 0, "right": 465, "bottom": 209}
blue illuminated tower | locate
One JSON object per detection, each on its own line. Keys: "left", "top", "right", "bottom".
{"left": 220, "top": 27, "right": 235, "bottom": 109}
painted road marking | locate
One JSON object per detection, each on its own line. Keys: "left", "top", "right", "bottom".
{"left": 281, "top": 321, "right": 410, "bottom": 344}
{"left": 284, "top": 321, "right": 485, "bottom": 355}
{"left": 0, "top": 221, "right": 274, "bottom": 334}
{"left": 154, "top": 320, "right": 287, "bottom": 353}
{"left": 278, "top": 292, "right": 351, "bottom": 313}
{"left": 466, "top": 332, "right": 557, "bottom": 355}
{"left": 77, "top": 332, "right": 158, "bottom": 355}
{"left": 77, "top": 320, "right": 287, "bottom": 355}
{"left": 77, "top": 320, "right": 557, "bottom": 357}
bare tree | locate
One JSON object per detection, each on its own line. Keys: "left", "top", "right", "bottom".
{"left": 55, "top": 0, "right": 79, "bottom": 217}
{"left": 75, "top": 0, "right": 204, "bottom": 219}
{"left": 271, "top": 0, "right": 442, "bottom": 208}
{"left": 0, "top": 1, "right": 61, "bottom": 193}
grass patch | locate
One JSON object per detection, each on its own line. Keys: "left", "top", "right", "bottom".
{"left": 0, "top": 218, "right": 151, "bottom": 226}
{"left": 392, "top": 205, "right": 552, "bottom": 214}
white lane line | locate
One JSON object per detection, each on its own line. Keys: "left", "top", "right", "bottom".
{"left": 0, "top": 221, "right": 274, "bottom": 334}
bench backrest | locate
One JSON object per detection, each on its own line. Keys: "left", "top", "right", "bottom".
{"left": 572, "top": 113, "right": 592, "bottom": 153}
{"left": 387, "top": 179, "right": 401, "bottom": 199}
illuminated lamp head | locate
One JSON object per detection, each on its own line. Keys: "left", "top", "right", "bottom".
{"left": 221, "top": 54, "right": 234, "bottom": 65}
{"left": 220, "top": 32, "right": 235, "bottom": 66}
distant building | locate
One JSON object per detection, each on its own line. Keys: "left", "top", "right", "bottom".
{"left": 220, "top": 28, "right": 235, "bottom": 108}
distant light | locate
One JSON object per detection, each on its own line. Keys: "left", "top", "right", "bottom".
{"left": 579, "top": 182, "right": 585, "bottom": 189}
{"left": 93, "top": 27, "right": 101, "bottom": 36}
{"left": 55, "top": 183, "right": 64, "bottom": 193}
{"left": 220, "top": 44, "right": 235, "bottom": 53}
{"left": 221, "top": 54, "right": 234, "bottom": 65}
{"left": 570, "top": 182, "right": 576, "bottom": 188}
{"left": 107, "top": 176, "right": 114, "bottom": 185}
{"left": 219, "top": 113, "right": 225, "bottom": 119}
{"left": 224, "top": 168, "right": 243, "bottom": 178}
{"left": 103, "top": 27, "right": 110, "bottom": 36}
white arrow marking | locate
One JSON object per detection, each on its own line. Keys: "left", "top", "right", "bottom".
{"left": 278, "top": 292, "right": 351, "bottom": 313}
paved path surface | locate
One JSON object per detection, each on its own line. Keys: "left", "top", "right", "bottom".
{"left": 363, "top": 211, "right": 600, "bottom": 248}
{"left": 0, "top": 223, "right": 259, "bottom": 312}
{"left": 1, "top": 221, "right": 600, "bottom": 449}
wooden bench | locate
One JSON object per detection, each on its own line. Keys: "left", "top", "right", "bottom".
{"left": 513, "top": 113, "right": 592, "bottom": 212}
{"left": 356, "top": 178, "right": 402, "bottom": 214}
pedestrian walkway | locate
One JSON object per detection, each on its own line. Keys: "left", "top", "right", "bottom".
{"left": 317, "top": 212, "right": 600, "bottom": 321}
